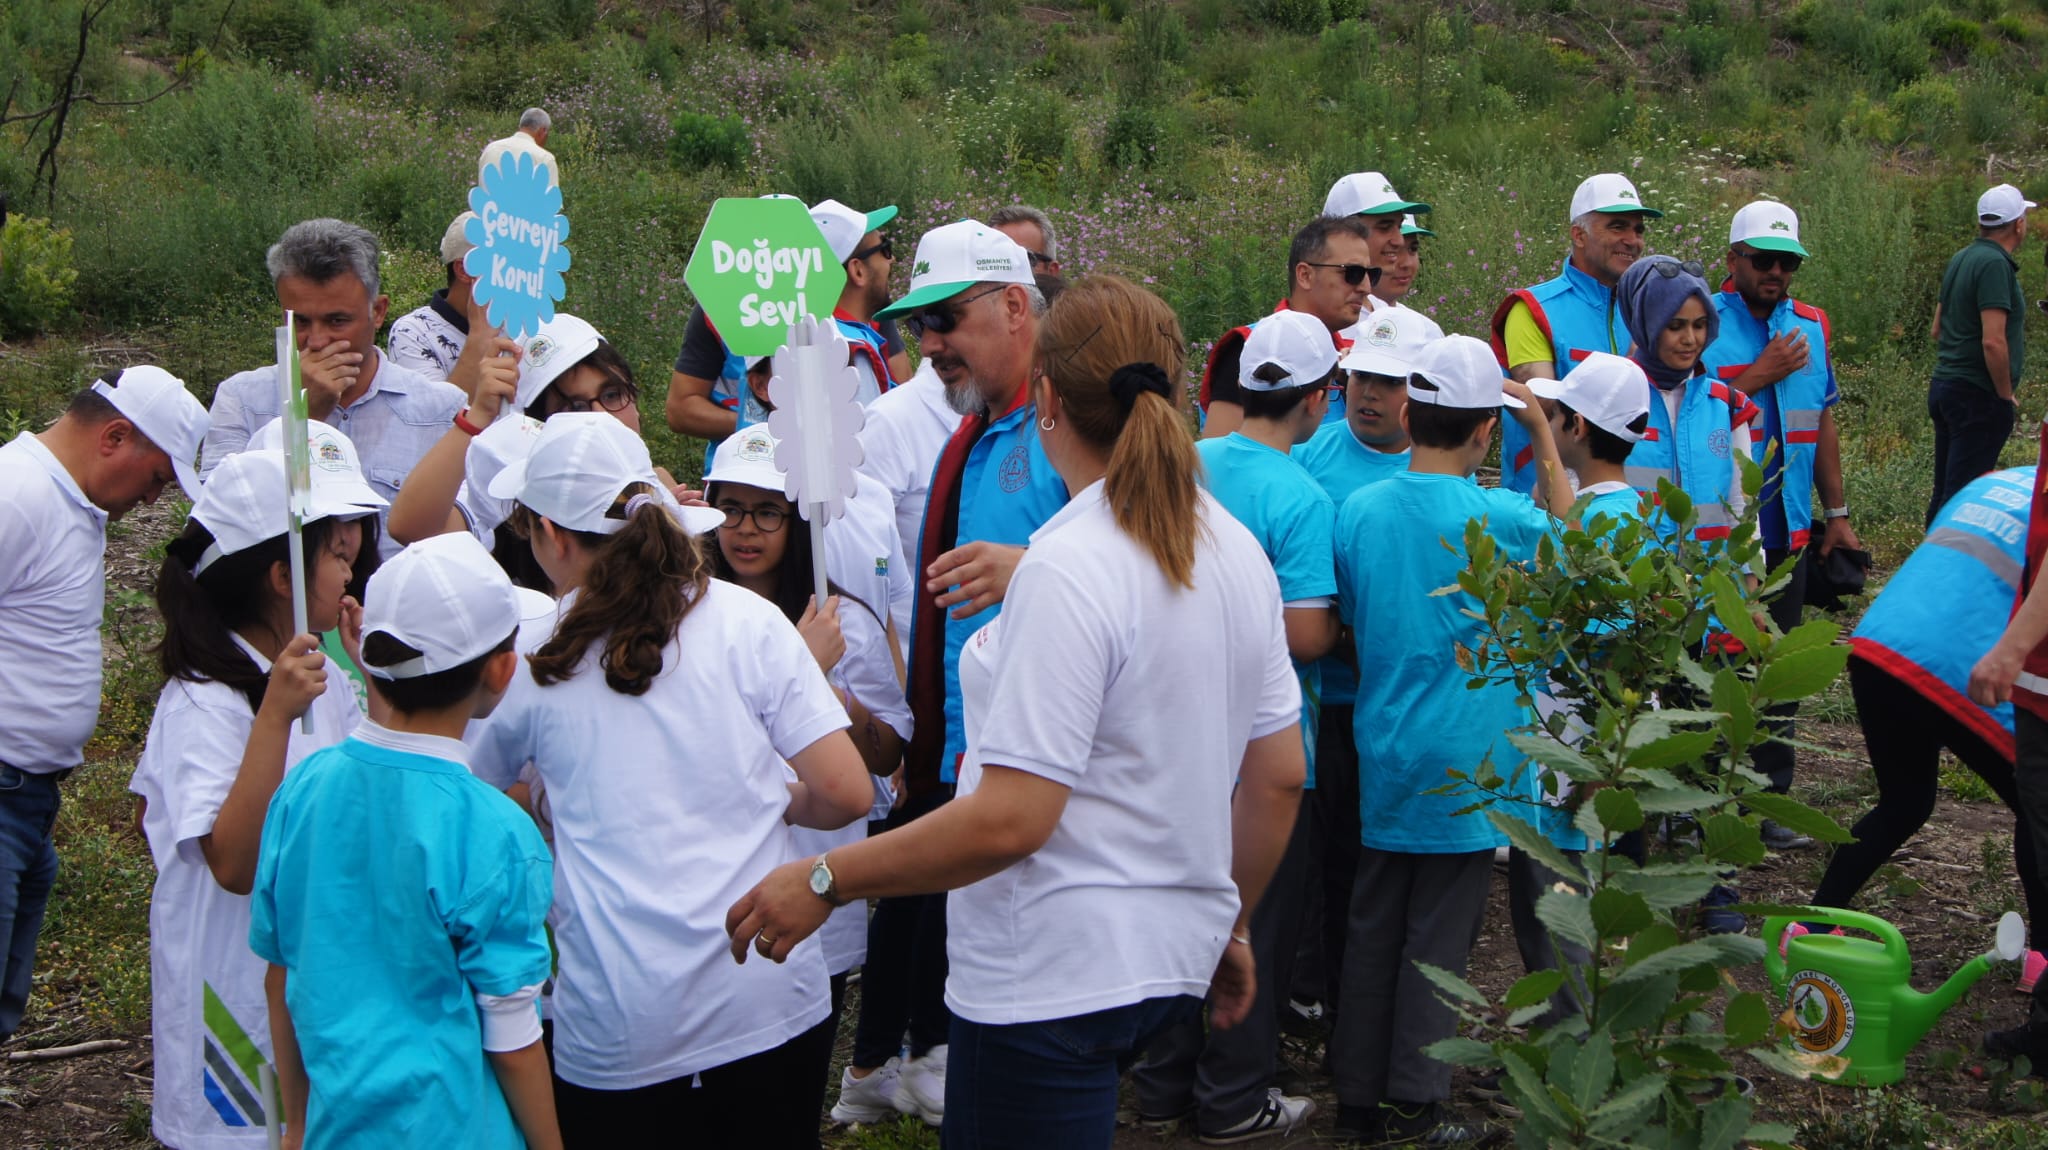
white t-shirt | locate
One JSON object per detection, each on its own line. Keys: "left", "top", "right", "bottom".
{"left": 945, "top": 482, "right": 1300, "bottom": 1025}
{"left": 0, "top": 433, "right": 108, "bottom": 773}
{"left": 468, "top": 580, "right": 852, "bottom": 1089}
{"left": 788, "top": 773, "right": 894, "bottom": 975}
{"left": 856, "top": 363, "right": 959, "bottom": 577}
{"left": 128, "top": 638, "right": 359, "bottom": 1148}
{"left": 825, "top": 471, "right": 915, "bottom": 655}
{"left": 478, "top": 132, "right": 559, "bottom": 189}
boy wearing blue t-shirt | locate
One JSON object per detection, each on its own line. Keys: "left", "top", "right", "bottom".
{"left": 1134, "top": 311, "right": 1336, "bottom": 1141}
{"left": 250, "top": 534, "right": 559, "bottom": 1150}
{"left": 1330, "top": 336, "right": 1574, "bottom": 1147}
{"left": 1532, "top": 350, "right": 1653, "bottom": 539}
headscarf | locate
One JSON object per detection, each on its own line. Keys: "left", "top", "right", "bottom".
{"left": 1615, "top": 255, "right": 1719, "bottom": 389}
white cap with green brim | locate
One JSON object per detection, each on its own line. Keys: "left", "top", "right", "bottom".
{"left": 1569, "top": 173, "right": 1663, "bottom": 221}
{"left": 810, "top": 199, "right": 900, "bottom": 265}
{"left": 875, "top": 220, "right": 1035, "bottom": 321}
{"left": 1406, "top": 335, "right": 1524, "bottom": 411}
{"left": 1728, "top": 201, "right": 1808, "bottom": 258}
{"left": 1400, "top": 213, "right": 1434, "bottom": 238}
{"left": 1324, "top": 171, "right": 1432, "bottom": 218}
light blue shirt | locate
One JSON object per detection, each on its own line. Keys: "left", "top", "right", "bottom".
{"left": 1336, "top": 471, "right": 1551, "bottom": 853}
{"left": 1296, "top": 421, "right": 1411, "bottom": 707}
{"left": 1197, "top": 433, "right": 1336, "bottom": 786}
{"left": 249, "top": 727, "right": 553, "bottom": 1150}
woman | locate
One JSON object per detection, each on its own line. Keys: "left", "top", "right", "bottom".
{"left": 727, "top": 276, "right": 1307, "bottom": 1149}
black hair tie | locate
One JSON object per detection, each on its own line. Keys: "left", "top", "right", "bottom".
{"left": 1108, "top": 362, "right": 1172, "bottom": 415}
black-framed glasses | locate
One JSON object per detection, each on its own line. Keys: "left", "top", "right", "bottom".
{"left": 553, "top": 381, "right": 638, "bottom": 414}
{"left": 1304, "top": 262, "right": 1383, "bottom": 288}
{"left": 1736, "top": 248, "right": 1803, "bottom": 274}
{"left": 914, "top": 284, "right": 1009, "bottom": 336}
{"left": 851, "top": 236, "right": 894, "bottom": 262}
{"left": 716, "top": 503, "right": 789, "bottom": 533}
{"left": 1648, "top": 258, "right": 1708, "bottom": 280}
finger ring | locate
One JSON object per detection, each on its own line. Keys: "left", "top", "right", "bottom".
{"left": 756, "top": 934, "right": 777, "bottom": 953}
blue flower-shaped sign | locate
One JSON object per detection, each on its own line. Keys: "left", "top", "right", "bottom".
{"left": 463, "top": 152, "right": 571, "bottom": 339}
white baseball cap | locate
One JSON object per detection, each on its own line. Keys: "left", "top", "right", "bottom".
{"left": 247, "top": 417, "right": 389, "bottom": 512}
{"left": 359, "top": 532, "right": 522, "bottom": 680}
{"left": 810, "top": 198, "right": 900, "bottom": 266}
{"left": 704, "top": 423, "right": 786, "bottom": 492}
{"left": 1569, "top": 173, "right": 1662, "bottom": 222}
{"left": 875, "top": 220, "right": 1034, "bottom": 320}
{"left": 1340, "top": 307, "right": 1440, "bottom": 379}
{"left": 1406, "top": 335, "right": 1523, "bottom": 410}
{"left": 465, "top": 412, "right": 545, "bottom": 505}
{"left": 189, "top": 449, "right": 376, "bottom": 575}
{"left": 1238, "top": 311, "right": 1338, "bottom": 392}
{"left": 1323, "top": 171, "right": 1431, "bottom": 218}
{"left": 1401, "top": 213, "right": 1435, "bottom": 238}
{"left": 1526, "top": 352, "right": 1650, "bottom": 443}
{"left": 486, "top": 412, "right": 722, "bottom": 535}
{"left": 441, "top": 211, "right": 478, "bottom": 265}
{"left": 1728, "top": 201, "right": 1808, "bottom": 258}
{"left": 1978, "top": 183, "right": 2037, "bottom": 226}
{"left": 92, "top": 365, "right": 208, "bottom": 494}
{"left": 516, "top": 313, "right": 604, "bottom": 410}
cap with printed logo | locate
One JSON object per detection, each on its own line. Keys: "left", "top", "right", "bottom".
{"left": 516, "top": 314, "right": 604, "bottom": 410}
{"left": 704, "top": 424, "right": 787, "bottom": 493}
{"left": 810, "top": 199, "right": 901, "bottom": 266}
{"left": 1978, "top": 183, "right": 2037, "bottom": 226}
{"left": 92, "top": 365, "right": 208, "bottom": 494}
{"left": 1569, "top": 173, "right": 1663, "bottom": 221}
{"left": 441, "top": 211, "right": 479, "bottom": 266}
{"left": 1526, "top": 352, "right": 1650, "bottom": 443}
{"left": 1400, "top": 213, "right": 1435, "bottom": 238}
{"left": 875, "top": 220, "right": 1035, "bottom": 320}
{"left": 1340, "top": 307, "right": 1440, "bottom": 379}
{"left": 248, "top": 417, "right": 389, "bottom": 512}
{"left": 1323, "top": 172, "right": 1432, "bottom": 218}
{"left": 1728, "top": 201, "right": 1808, "bottom": 258}
{"left": 486, "top": 412, "right": 722, "bottom": 535}
{"left": 1238, "top": 311, "right": 1339, "bottom": 393}
{"left": 189, "top": 449, "right": 376, "bottom": 575}
{"left": 359, "top": 532, "right": 522, "bottom": 680}
{"left": 1406, "top": 334, "right": 1523, "bottom": 410}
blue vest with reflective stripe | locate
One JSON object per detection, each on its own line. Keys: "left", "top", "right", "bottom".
{"left": 1702, "top": 293, "right": 1832, "bottom": 549}
{"left": 835, "top": 316, "right": 895, "bottom": 405}
{"left": 1491, "top": 261, "right": 1630, "bottom": 493}
{"left": 1852, "top": 467, "right": 2033, "bottom": 749}
{"left": 1626, "top": 376, "right": 1746, "bottom": 542}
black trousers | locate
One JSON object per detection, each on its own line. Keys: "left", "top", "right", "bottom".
{"left": 1298, "top": 703, "right": 1361, "bottom": 1019}
{"left": 1928, "top": 376, "right": 2017, "bottom": 527}
{"left": 1753, "top": 545, "right": 1810, "bottom": 794}
{"left": 2009, "top": 710, "right": 2048, "bottom": 1025}
{"left": 851, "top": 786, "right": 953, "bottom": 1068}
{"left": 554, "top": 1013, "right": 837, "bottom": 1148}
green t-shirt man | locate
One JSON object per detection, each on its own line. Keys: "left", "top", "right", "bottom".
{"left": 1935, "top": 236, "right": 2025, "bottom": 394}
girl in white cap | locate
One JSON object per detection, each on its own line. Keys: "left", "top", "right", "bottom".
{"left": 466, "top": 413, "right": 871, "bottom": 1148}
{"left": 128, "top": 445, "right": 382, "bottom": 1150}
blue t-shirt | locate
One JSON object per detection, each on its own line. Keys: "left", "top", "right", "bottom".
{"left": 1197, "top": 433, "right": 1338, "bottom": 785}
{"left": 1296, "top": 421, "right": 1411, "bottom": 707}
{"left": 1336, "top": 471, "right": 1552, "bottom": 853}
{"left": 1581, "top": 484, "right": 1647, "bottom": 542}
{"left": 249, "top": 733, "right": 554, "bottom": 1150}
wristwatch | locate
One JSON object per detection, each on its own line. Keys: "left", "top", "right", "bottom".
{"left": 1823, "top": 506, "right": 1850, "bottom": 520}
{"left": 809, "top": 854, "right": 844, "bottom": 907}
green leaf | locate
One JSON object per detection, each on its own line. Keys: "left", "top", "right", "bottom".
{"left": 1562, "top": 1030, "right": 1616, "bottom": 1117}
{"left": 1505, "top": 730, "right": 1606, "bottom": 783}
{"left": 1505, "top": 969, "right": 1567, "bottom": 1010}
{"left": 1740, "top": 792, "right": 1854, "bottom": 844}
{"left": 1659, "top": 480, "right": 1694, "bottom": 527}
{"left": 1659, "top": 1041, "right": 1733, "bottom": 1073}
{"left": 1636, "top": 785, "right": 1725, "bottom": 815}
{"left": 1702, "top": 812, "right": 1766, "bottom": 868}
{"left": 1422, "top": 1036, "right": 1500, "bottom": 1068}
{"left": 1594, "top": 788, "right": 1644, "bottom": 834}
{"left": 1772, "top": 618, "right": 1840, "bottom": 658}
{"left": 1698, "top": 1094, "right": 1753, "bottom": 1150}
{"left": 1489, "top": 810, "right": 1589, "bottom": 887}
{"left": 1743, "top": 1121, "right": 1797, "bottom": 1150}
{"left": 1536, "top": 886, "right": 1599, "bottom": 952}
{"left": 1723, "top": 991, "right": 1773, "bottom": 1046}
{"left": 1585, "top": 1070, "right": 1668, "bottom": 1139}
{"left": 1613, "top": 936, "right": 1763, "bottom": 985}
{"left": 1755, "top": 644, "right": 1849, "bottom": 704}
{"left": 1501, "top": 1048, "right": 1572, "bottom": 1130}
{"left": 1710, "top": 668, "right": 1757, "bottom": 751}
{"left": 1591, "top": 887, "right": 1654, "bottom": 939}
{"left": 1412, "top": 961, "right": 1490, "bottom": 1010}
{"left": 1704, "top": 570, "right": 1760, "bottom": 650}
{"left": 1606, "top": 869, "right": 1723, "bottom": 911}
{"left": 1597, "top": 973, "right": 1680, "bottom": 1035}
{"left": 1626, "top": 730, "right": 1721, "bottom": 772}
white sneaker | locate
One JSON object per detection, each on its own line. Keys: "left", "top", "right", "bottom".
{"left": 895, "top": 1044, "right": 947, "bottom": 1126}
{"left": 1198, "top": 1087, "right": 1315, "bottom": 1144}
{"left": 830, "top": 1058, "right": 903, "bottom": 1126}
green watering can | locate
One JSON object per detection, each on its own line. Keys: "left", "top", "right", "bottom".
{"left": 1762, "top": 907, "right": 2025, "bottom": 1087}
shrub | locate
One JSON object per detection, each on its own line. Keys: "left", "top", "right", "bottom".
{"left": 1890, "top": 74, "right": 1963, "bottom": 142}
{"left": 669, "top": 111, "right": 750, "bottom": 171}
{"left": 149, "top": 68, "right": 326, "bottom": 189}
{"left": 1671, "top": 24, "right": 1735, "bottom": 77}
{"left": 1102, "top": 100, "right": 1167, "bottom": 169}
{"left": 231, "top": 0, "right": 329, "bottom": 71}
{"left": 1251, "top": 0, "right": 1332, "bottom": 35}
{"left": 0, "top": 216, "right": 79, "bottom": 338}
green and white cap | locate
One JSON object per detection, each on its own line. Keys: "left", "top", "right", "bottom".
{"left": 1728, "top": 201, "right": 1807, "bottom": 257}
{"left": 1324, "top": 171, "right": 1431, "bottom": 218}
{"left": 1569, "top": 173, "right": 1662, "bottom": 221}
{"left": 875, "top": 220, "right": 1033, "bottom": 321}
{"left": 810, "top": 198, "right": 900, "bottom": 265}
{"left": 1400, "top": 213, "right": 1434, "bottom": 238}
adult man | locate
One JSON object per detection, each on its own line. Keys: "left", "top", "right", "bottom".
{"left": 988, "top": 204, "right": 1062, "bottom": 277}
{"left": 1199, "top": 215, "right": 1378, "bottom": 439}
{"left": 479, "top": 107, "right": 557, "bottom": 188}
{"left": 1346, "top": 213, "right": 1445, "bottom": 351}
{"left": 386, "top": 212, "right": 478, "bottom": 383}
{"left": 1325, "top": 171, "right": 1433, "bottom": 310}
{"left": 202, "top": 219, "right": 466, "bottom": 559}
{"left": 827, "top": 221, "right": 1065, "bottom": 1129}
{"left": 810, "top": 198, "right": 904, "bottom": 404}
{"left": 1930, "top": 184, "right": 2034, "bottom": 523}
{"left": 1703, "top": 202, "right": 1859, "bottom": 831}
{"left": 1490, "top": 173, "right": 1662, "bottom": 492}
{"left": 0, "top": 366, "right": 207, "bottom": 1044}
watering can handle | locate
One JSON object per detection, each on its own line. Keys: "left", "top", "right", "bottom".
{"left": 1763, "top": 906, "right": 1909, "bottom": 970}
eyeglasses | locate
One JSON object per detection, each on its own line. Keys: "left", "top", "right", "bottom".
{"left": 913, "top": 284, "right": 1009, "bottom": 336}
{"left": 1647, "top": 259, "right": 1708, "bottom": 280}
{"left": 1304, "top": 262, "right": 1384, "bottom": 288}
{"left": 850, "top": 236, "right": 894, "bottom": 262}
{"left": 552, "top": 382, "right": 638, "bottom": 415}
{"left": 1023, "top": 249, "right": 1054, "bottom": 268}
{"left": 717, "top": 503, "right": 788, "bottom": 533}
{"left": 1737, "top": 249, "right": 1803, "bottom": 274}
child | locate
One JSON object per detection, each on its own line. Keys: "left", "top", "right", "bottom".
{"left": 467, "top": 413, "right": 871, "bottom": 1146}
{"left": 1133, "top": 310, "right": 1335, "bottom": 1140}
{"left": 1329, "top": 335, "right": 1573, "bottom": 1147}
{"left": 248, "top": 531, "right": 560, "bottom": 1149}
{"left": 1531, "top": 351, "right": 1653, "bottom": 532}
{"left": 129, "top": 444, "right": 381, "bottom": 1150}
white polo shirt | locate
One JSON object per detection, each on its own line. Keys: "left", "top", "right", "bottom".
{"left": 469, "top": 580, "right": 852, "bottom": 1089}
{"left": 479, "top": 132, "right": 560, "bottom": 189}
{"left": 0, "top": 433, "right": 109, "bottom": 773}
{"left": 945, "top": 482, "right": 1300, "bottom": 1025}
{"left": 824, "top": 471, "right": 915, "bottom": 654}
{"left": 856, "top": 363, "right": 959, "bottom": 568}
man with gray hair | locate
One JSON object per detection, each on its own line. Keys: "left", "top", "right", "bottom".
{"left": 988, "top": 204, "right": 1061, "bottom": 277}
{"left": 201, "top": 218, "right": 465, "bottom": 559}
{"left": 479, "top": 107, "right": 558, "bottom": 189}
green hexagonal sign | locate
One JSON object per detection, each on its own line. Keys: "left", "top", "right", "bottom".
{"left": 684, "top": 197, "right": 846, "bottom": 357}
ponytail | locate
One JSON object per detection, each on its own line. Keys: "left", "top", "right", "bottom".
{"left": 1105, "top": 388, "right": 1200, "bottom": 588}
{"left": 527, "top": 483, "right": 713, "bottom": 696}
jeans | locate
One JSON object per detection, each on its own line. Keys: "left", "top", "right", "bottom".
{"left": 0, "top": 765, "right": 62, "bottom": 1043}
{"left": 1928, "top": 376, "right": 2017, "bottom": 526}
{"left": 943, "top": 995, "right": 1201, "bottom": 1150}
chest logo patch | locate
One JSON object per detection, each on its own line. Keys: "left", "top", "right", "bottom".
{"left": 1708, "top": 427, "right": 1731, "bottom": 460}
{"left": 999, "top": 443, "right": 1031, "bottom": 493}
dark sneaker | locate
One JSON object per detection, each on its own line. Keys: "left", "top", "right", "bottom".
{"left": 1759, "top": 819, "right": 1815, "bottom": 851}
{"left": 1333, "top": 1103, "right": 1384, "bottom": 1145}
{"left": 1983, "top": 1023, "right": 2048, "bottom": 1072}
{"left": 1382, "top": 1100, "right": 1497, "bottom": 1146}
{"left": 1699, "top": 884, "right": 1746, "bottom": 936}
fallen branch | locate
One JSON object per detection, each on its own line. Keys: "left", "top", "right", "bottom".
{"left": 4, "top": 1038, "right": 128, "bottom": 1063}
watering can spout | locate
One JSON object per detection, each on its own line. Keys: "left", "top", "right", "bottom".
{"left": 1892, "top": 911, "right": 2026, "bottom": 1049}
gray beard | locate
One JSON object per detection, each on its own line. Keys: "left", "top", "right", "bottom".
{"left": 945, "top": 380, "right": 988, "bottom": 417}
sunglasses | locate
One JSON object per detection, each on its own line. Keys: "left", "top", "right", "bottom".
{"left": 913, "top": 284, "right": 1008, "bottom": 336}
{"left": 1023, "top": 249, "right": 1054, "bottom": 268}
{"left": 1738, "top": 249, "right": 1803, "bottom": 274}
{"left": 1305, "top": 262, "right": 1384, "bottom": 288}
{"left": 850, "top": 236, "right": 894, "bottom": 262}
{"left": 717, "top": 503, "right": 789, "bottom": 533}
{"left": 1647, "top": 258, "right": 1708, "bottom": 280}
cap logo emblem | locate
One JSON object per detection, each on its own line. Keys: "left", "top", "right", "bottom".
{"left": 1381, "top": 183, "right": 1394, "bottom": 193}
{"left": 1618, "top": 190, "right": 1637, "bottom": 201}
{"left": 738, "top": 430, "right": 775, "bottom": 461}
{"left": 1769, "top": 220, "right": 1790, "bottom": 231}
{"left": 913, "top": 260, "right": 931, "bottom": 276}
{"left": 527, "top": 335, "right": 556, "bottom": 367}
{"left": 974, "top": 256, "right": 1014, "bottom": 272}
{"left": 1367, "top": 319, "right": 1398, "bottom": 347}
{"left": 314, "top": 441, "right": 346, "bottom": 471}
